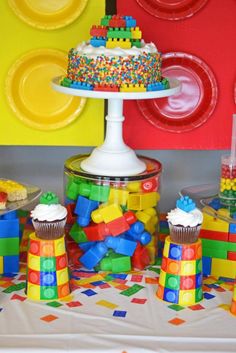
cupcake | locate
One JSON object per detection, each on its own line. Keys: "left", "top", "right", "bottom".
{"left": 167, "top": 195, "right": 203, "bottom": 244}
{"left": 31, "top": 191, "right": 67, "bottom": 240}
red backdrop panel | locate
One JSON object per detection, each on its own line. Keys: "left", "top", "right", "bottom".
{"left": 117, "top": 0, "right": 236, "bottom": 149}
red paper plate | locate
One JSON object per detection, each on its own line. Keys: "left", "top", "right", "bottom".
{"left": 136, "top": 0, "right": 208, "bottom": 20}
{"left": 137, "top": 52, "right": 218, "bottom": 133}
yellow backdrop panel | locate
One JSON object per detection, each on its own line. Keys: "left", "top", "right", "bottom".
{"left": 0, "top": 0, "right": 105, "bottom": 146}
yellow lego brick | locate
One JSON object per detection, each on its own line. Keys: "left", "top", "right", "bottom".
{"left": 211, "top": 258, "right": 236, "bottom": 279}
{"left": 202, "top": 208, "right": 229, "bottom": 232}
{"left": 120, "top": 84, "right": 146, "bottom": 92}
{"left": 136, "top": 208, "right": 158, "bottom": 234}
{"left": 106, "top": 38, "right": 131, "bottom": 49}
{"left": 180, "top": 260, "right": 196, "bottom": 275}
{"left": 108, "top": 187, "right": 129, "bottom": 206}
{"left": 126, "top": 181, "right": 141, "bottom": 192}
{"left": 27, "top": 283, "right": 40, "bottom": 300}
{"left": 159, "top": 270, "right": 166, "bottom": 286}
{"left": 54, "top": 236, "right": 66, "bottom": 256}
{"left": 92, "top": 203, "right": 123, "bottom": 223}
{"left": 0, "top": 256, "right": 3, "bottom": 274}
{"left": 27, "top": 253, "right": 40, "bottom": 271}
{"left": 56, "top": 268, "right": 69, "bottom": 285}
{"left": 127, "top": 192, "right": 159, "bottom": 211}
{"left": 178, "top": 289, "right": 196, "bottom": 306}
{"left": 131, "top": 26, "right": 142, "bottom": 39}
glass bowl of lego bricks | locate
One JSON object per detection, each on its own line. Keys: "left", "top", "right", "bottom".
{"left": 64, "top": 154, "right": 162, "bottom": 272}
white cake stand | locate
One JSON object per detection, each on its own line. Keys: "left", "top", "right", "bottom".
{"left": 52, "top": 76, "right": 181, "bottom": 176}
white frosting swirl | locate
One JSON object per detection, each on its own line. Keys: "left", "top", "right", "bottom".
{"left": 167, "top": 208, "right": 203, "bottom": 227}
{"left": 75, "top": 40, "right": 158, "bottom": 58}
{"left": 31, "top": 204, "right": 67, "bottom": 222}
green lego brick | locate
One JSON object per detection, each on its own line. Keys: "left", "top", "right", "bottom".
{"left": 159, "top": 228, "right": 169, "bottom": 235}
{"left": 99, "top": 252, "right": 131, "bottom": 273}
{"left": 202, "top": 247, "right": 227, "bottom": 259}
{"left": 89, "top": 184, "right": 110, "bottom": 202}
{"left": 40, "top": 257, "right": 56, "bottom": 272}
{"left": 78, "top": 182, "right": 92, "bottom": 197}
{"left": 0, "top": 237, "right": 19, "bottom": 256}
{"left": 101, "top": 15, "right": 111, "bottom": 26}
{"left": 202, "top": 238, "right": 236, "bottom": 252}
{"left": 107, "top": 28, "right": 132, "bottom": 39}
{"left": 69, "top": 223, "right": 88, "bottom": 243}
{"left": 131, "top": 39, "right": 141, "bottom": 48}
{"left": 17, "top": 209, "right": 29, "bottom": 217}
{"left": 66, "top": 181, "right": 80, "bottom": 200}
{"left": 61, "top": 77, "right": 72, "bottom": 87}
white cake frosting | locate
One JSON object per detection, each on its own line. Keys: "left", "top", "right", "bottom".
{"left": 167, "top": 208, "right": 203, "bottom": 227}
{"left": 31, "top": 204, "right": 67, "bottom": 222}
{"left": 75, "top": 40, "right": 158, "bottom": 58}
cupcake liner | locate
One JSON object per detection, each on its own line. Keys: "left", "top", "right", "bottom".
{"left": 32, "top": 218, "right": 66, "bottom": 240}
{"left": 168, "top": 222, "right": 201, "bottom": 244}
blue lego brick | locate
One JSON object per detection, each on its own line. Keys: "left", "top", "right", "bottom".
{"left": 124, "top": 16, "right": 136, "bottom": 27}
{"left": 126, "top": 221, "right": 151, "bottom": 245}
{"left": 229, "top": 223, "right": 236, "bottom": 234}
{"left": 176, "top": 196, "right": 196, "bottom": 212}
{"left": 0, "top": 218, "right": 20, "bottom": 238}
{"left": 70, "top": 82, "right": 93, "bottom": 90}
{"left": 208, "top": 197, "right": 222, "bottom": 210}
{"left": 0, "top": 211, "right": 18, "bottom": 220}
{"left": 195, "top": 272, "right": 203, "bottom": 288}
{"left": 105, "top": 236, "right": 137, "bottom": 256}
{"left": 75, "top": 196, "right": 99, "bottom": 227}
{"left": 90, "top": 37, "right": 107, "bottom": 47}
{"left": 78, "top": 241, "right": 97, "bottom": 252}
{"left": 202, "top": 256, "right": 212, "bottom": 276}
{"left": 163, "top": 287, "right": 179, "bottom": 304}
{"left": 40, "top": 272, "right": 57, "bottom": 286}
{"left": 147, "top": 82, "right": 164, "bottom": 91}
{"left": 159, "top": 220, "right": 169, "bottom": 228}
{"left": 3, "top": 255, "right": 19, "bottom": 273}
{"left": 169, "top": 243, "right": 182, "bottom": 260}
{"left": 79, "top": 242, "right": 108, "bottom": 270}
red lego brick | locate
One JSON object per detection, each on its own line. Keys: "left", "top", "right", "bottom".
{"left": 227, "top": 251, "right": 236, "bottom": 261}
{"left": 90, "top": 25, "right": 107, "bottom": 37}
{"left": 109, "top": 15, "right": 126, "bottom": 28}
{"left": 106, "top": 216, "right": 130, "bottom": 236}
{"left": 94, "top": 84, "right": 119, "bottom": 92}
{"left": 131, "top": 243, "right": 150, "bottom": 270}
{"left": 229, "top": 233, "right": 236, "bottom": 242}
{"left": 199, "top": 229, "right": 229, "bottom": 241}
{"left": 66, "top": 203, "right": 77, "bottom": 225}
{"left": 123, "top": 210, "right": 137, "bottom": 224}
{"left": 83, "top": 222, "right": 110, "bottom": 241}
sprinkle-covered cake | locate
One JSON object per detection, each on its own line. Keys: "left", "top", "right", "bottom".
{"left": 61, "top": 15, "right": 169, "bottom": 92}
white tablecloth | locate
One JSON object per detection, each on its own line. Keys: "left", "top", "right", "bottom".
{"left": 0, "top": 267, "right": 235, "bottom": 353}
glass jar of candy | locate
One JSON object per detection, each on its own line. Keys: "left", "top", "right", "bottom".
{"left": 64, "top": 154, "right": 162, "bottom": 273}
{"left": 219, "top": 155, "right": 236, "bottom": 211}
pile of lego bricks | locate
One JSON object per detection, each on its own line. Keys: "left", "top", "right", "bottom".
{"left": 0, "top": 211, "right": 20, "bottom": 274}
{"left": 64, "top": 176, "right": 160, "bottom": 273}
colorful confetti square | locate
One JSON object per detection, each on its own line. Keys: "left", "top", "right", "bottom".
{"left": 131, "top": 298, "right": 147, "bottom": 304}
{"left": 46, "top": 301, "right": 63, "bottom": 308}
{"left": 81, "top": 289, "right": 97, "bottom": 297}
{"left": 96, "top": 300, "right": 118, "bottom": 309}
{"left": 204, "top": 293, "right": 215, "bottom": 300}
{"left": 113, "top": 310, "right": 127, "bottom": 317}
{"left": 168, "top": 317, "right": 185, "bottom": 326}
{"left": 40, "top": 314, "right": 58, "bottom": 322}
{"left": 168, "top": 304, "right": 185, "bottom": 312}
{"left": 66, "top": 301, "right": 83, "bottom": 308}
{"left": 188, "top": 304, "right": 205, "bottom": 311}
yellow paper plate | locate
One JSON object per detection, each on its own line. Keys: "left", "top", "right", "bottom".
{"left": 8, "top": 0, "right": 88, "bottom": 30}
{"left": 5, "top": 48, "right": 86, "bottom": 131}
